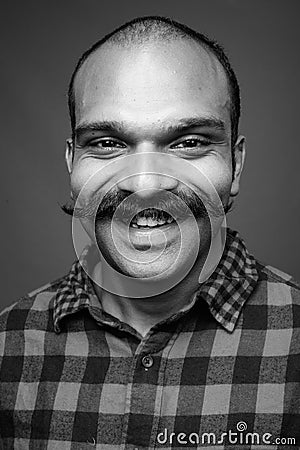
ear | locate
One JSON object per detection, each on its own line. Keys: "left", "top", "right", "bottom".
{"left": 230, "top": 135, "right": 246, "bottom": 197}
{"left": 65, "top": 138, "right": 74, "bottom": 174}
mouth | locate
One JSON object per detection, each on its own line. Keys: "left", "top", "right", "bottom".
{"left": 128, "top": 208, "right": 176, "bottom": 229}
{"left": 107, "top": 207, "right": 196, "bottom": 252}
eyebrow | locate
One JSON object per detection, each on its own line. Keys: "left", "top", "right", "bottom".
{"left": 74, "top": 116, "right": 226, "bottom": 140}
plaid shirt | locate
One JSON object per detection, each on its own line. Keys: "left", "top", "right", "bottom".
{"left": 0, "top": 228, "right": 299, "bottom": 449}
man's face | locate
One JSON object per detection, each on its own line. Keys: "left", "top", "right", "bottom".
{"left": 66, "top": 39, "right": 243, "bottom": 280}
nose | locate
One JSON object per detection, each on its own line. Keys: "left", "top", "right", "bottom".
{"left": 116, "top": 149, "right": 179, "bottom": 197}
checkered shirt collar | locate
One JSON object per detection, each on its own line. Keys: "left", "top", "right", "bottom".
{"left": 53, "top": 228, "right": 258, "bottom": 334}
{"left": 196, "top": 229, "right": 259, "bottom": 332}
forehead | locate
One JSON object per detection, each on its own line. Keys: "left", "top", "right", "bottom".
{"left": 74, "top": 39, "right": 230, "bottom": 128}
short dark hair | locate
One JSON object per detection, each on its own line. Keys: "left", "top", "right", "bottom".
{"left": 68, "top": 15, "right": 240, "bottom": 146}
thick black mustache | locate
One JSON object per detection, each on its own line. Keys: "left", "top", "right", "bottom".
{"left": 61, "top": 186, "right": 230, "bottom": 221}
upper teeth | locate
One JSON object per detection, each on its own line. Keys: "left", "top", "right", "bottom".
{"left": 131, "top": 212, "right": 174, "bottom": 227}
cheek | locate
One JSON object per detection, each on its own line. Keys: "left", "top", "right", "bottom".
{"left": 192, "top": 158, "right": 233, "bottom": 203}
{"left": 70, "top": 166, "right": 86, "bottom": 198}
{"left": 212, "top": 168, "right": 233, "bottom": 202}
{"left": 70, "top": 159, "right": 103, "bottom": 199}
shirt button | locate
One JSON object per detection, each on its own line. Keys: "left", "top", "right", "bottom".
{"left": 141, "top": 355, "right": 154, "bottom": 369}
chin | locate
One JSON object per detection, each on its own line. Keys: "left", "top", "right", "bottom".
{"left": 117, "top": 261, "right": 174, "bottom": 279}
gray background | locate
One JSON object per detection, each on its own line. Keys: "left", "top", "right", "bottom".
{"left": 1, "top": 0, "right": 299, "bottom": 310}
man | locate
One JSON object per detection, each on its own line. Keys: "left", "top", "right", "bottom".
{"left": 0, "top": 15, "right": 299, "bottom": 449}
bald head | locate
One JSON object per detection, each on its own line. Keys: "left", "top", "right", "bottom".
{"left": 68, "top": 16, "right": 240, "bottom": 145}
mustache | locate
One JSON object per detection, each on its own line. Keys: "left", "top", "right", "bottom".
{"left": 61, "top": 186, "right": 230, "bottom": 222}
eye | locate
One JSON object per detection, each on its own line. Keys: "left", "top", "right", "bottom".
{"left": 171, "top": 138, "right": 212, "bottom": 149}
{"left": 89, "top": 138, "right": 126, "bottom": 149}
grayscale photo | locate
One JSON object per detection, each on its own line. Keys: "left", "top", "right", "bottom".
{"left": 1, "top": 1, "right": 299, "bottom": 448}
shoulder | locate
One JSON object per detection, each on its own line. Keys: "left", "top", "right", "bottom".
{"left": 256, "top": 260, "right": 300, "bottom": 298}
{"left": 0, "top": 274, "right": 69, "bottom": 335}
{"left": 247, "top": 260, "right": 300, "bottom": 321}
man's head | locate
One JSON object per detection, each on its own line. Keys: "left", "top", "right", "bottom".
{"left": 64, "top": 16, "right": 245, "bottom": 282}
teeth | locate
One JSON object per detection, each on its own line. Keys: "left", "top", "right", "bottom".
{"left": 130, "top": 208, "right": 175, "bottom": 228}
{"left": 145, "top": 217, "right": 158, "bottom": 227}
{"left": 132, "top": 215, "right": 174, "bottom": 227}
{"left": 136, "top": 217, "right": 148, "bottom": 226}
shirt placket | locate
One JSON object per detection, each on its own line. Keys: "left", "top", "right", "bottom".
{"left": 119, "top": 330, "right": 177, "bottom": 450}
